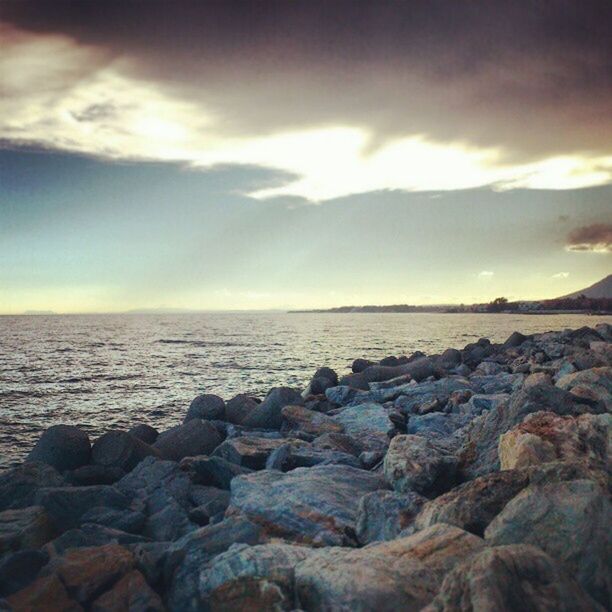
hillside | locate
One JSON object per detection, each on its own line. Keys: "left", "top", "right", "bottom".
{"left": 561, "top": 274, "right": 612, "bottom": 299}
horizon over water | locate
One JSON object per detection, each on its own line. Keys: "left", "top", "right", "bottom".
{"left": 0, "top": 311, "right": 609, "bottom": 467}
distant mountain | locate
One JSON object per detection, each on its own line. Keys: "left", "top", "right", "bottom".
{"left": 560, "top": 275, "right": 612, "bottom": 299}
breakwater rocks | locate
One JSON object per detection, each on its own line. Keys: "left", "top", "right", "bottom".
{"left": 0, "top": 324, "right": 611, "bottom": 611}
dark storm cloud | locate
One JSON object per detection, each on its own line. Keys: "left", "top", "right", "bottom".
{"left": 2, "top": 0, "right": 611, "bottom": 159}
{"left": 566, "top": 223, "right": 612, "bottom": 253}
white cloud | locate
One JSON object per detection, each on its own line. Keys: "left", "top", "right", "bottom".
{"left": 1, "top": 25, "right": 611, "bottom": 202}
{"left": 478, "top": 271, "right": 495, "bottom": 279}
{"left": 552, "top": 272, "right": 570, "bottom": 279}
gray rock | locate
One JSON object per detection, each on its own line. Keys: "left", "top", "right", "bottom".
{"left": 0, "top": 549, "right": 49, "bottom": 598}
{"left": 485, "top": 478, "right": 611, "bottom": 607}
{"left": 384, "top": 435, "right": 459, "bottom": 497}
{"left": 281, "top": 405, "right": 344, "bottom": 436}
{"left": 456, "top": 393, "right": 508, "bottom": 417}
{"left": 413, "top": 469, "right": 530, "bottom": 536}
{"left": 44, "top": 524, "right": 149, "bottom": 556}
{"left": 26, "top": 425, "right": 91, "bottom": 472}
{"left": 92, "top": 431, "right": 161, "bottom": 473}
{"left": 127, "top": 424, "right": 159, "bottom": 445}
{"left": 199, "top": 543, "right": 314, "bottom": 610}
{"left": 332, "top": 402, "right": 394, "bottom": 451}
{"left": 337, "top": 372, "right": 370, "bottom": 390}
{"left": 0, "top": 506, "right": 53, "bottom": 554}
{"left": 312, "top": 432, "right": 363, "bottom": 456}
{"left": 265, "top": 443, "right": 361, "bottom": 471}
{"left": 80, "top": 506, "right": 146, "bottom": 534}
{"left": 34, "top": 485, "right": 130, "bottom": 532}
{"left": 361, "top": 357, "right": 435, "bottom": 384}
{"left": 91, "top": 569, "right": 164, "bottom": 612}
{"left": 241, "top": 387, "right": 304, "bottom": 430}
{"left": 185, "top": 394, "right": 226, "bottom": 422}
{"left": 314, "top": 367, "right": 338, "bottom": 386}
{"left": 504, "top": 331, "right": 530, "bottom": 347}
{"left": 225, "top": 394, "right": 259, "bottom": 425}
{"left": 213, "top": 436, "right": 303, "bottom": 470}
{"left": 153, "top": 419, "right": 223, "bottom": 461}
{"left": 295, "top": 523, "right": 485, "bottom": 611}
{"left": 228, "top": 465, "right": 386, "bottom": 546}
{"left": 0, "top": 463, "right": 64, "bottom": 512}
{"left": 352, "top": 358, "right": 375, "bottom": 373}
{"left": 129, "top": 541, "right": 170, "bottom": 588}
{"left": 439, "top": 348, "right": 462, "bottom": 369}
{"left": 67, "top": 465, "right": 125, "bottom": 486}
{"left": 356, "top": 490, "right": 426, "bottom": 544}
{"left": 425, "top": 544, "right": 601, "bottom": 612}
{"left": 325, "top": 385, "right": 362, "bottom": 405}
{"left": 407, "top": 413, "right": 470, "bottom": 438}
{"left": 180, "top": 455, "right": 252, "bottom": 490}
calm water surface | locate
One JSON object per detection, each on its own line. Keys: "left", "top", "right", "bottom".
{"left": 1, "top": 312, "right": 609, "bottom": 467}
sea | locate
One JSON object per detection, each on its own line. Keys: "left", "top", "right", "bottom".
{"left": 0, "top": 311, "right": 609, "bottom": 468}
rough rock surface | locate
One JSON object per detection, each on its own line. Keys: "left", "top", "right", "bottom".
{"left": 184, "top": 393, "right": 226, "bottom": 422}
{"left": 26, "top": 425, "right": 91, "bottom": 472}
{"left": 153, "top": 419, "right": 223, "bottom": 461}
{"left": 241, "top": 387, "right": 303, "bottom": 429}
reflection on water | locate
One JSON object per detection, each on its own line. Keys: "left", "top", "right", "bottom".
{"left": 0, "top": 311, "right": 609, "bottom": 467}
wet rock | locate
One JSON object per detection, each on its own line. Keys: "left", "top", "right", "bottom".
{"left": 0, "top": 506, "right": 53, "bottom": 554}
{"left": 314, "top": 367, "right": 338, "bottom": 386}
{"left": 47, "top": 543, "right": 134, "bottom": 605}
{"left": 199, "top": 542, "right": 314, "bottom": 611}
{"left": 127, "top": 424, "right": 159, "bottom": 445}
{"left": 312, "top": 432, "right": 363, "bottom": 456}
{"left": 356, "top": 490, "right": 426, "bottom": 544}
{"left": 26, "top": 425, "right": 91, "bottom": 472}
{"left": 241, "top": 387, "right": 304, "bottom": 430}
{"left": 485, "top": 478, "right": 611, "bottom": 606}
{"left": 295, "top": 524, "right": 485, "bottom": 611}
{"left": 153, "top": 419, "right": 223, "bottom": 461}
{"left": 413, "top": 469, "right": 530, "bottom": 536}
{"left": 213, "top": 437, "right": 303, "bottom": 470}
{"left": 44, "top": 524, "right": 149, "bottom": 556}
{"left": 185, "top": 394, "right": 226, "bottom": 423}
{"left": 0, "top": 549, "right": 49, "bottom": 598}
{"left": 91, "top": 569, "right": 164, "bottom": 612}
{"left": 92, "top": 431, "right": 161, "bottom": 473}
{"left": 225, "top": 394, "right": 259, "bottom": 425}
{"left": 439, "top": 348, "right": 462, "bottom": 369}
{"left": 0, "top": 462, "right": 65, "bottom": 512}
{"left": 35, "top": 485, "right": 131, "bottom": 533}
{"left": 425, "top": 544, "right": 601, "bottom": 612}
{"left": 352, "top": 358, "right": 375, "bottom": 373}
{"left": 165, "top": 517, "right": 263, "bottom": 612}
{"left": 67, "top": 465, "right": 125, "bottom": 486}
{"left": 332, "top": 402, "right": 394, "bottom": 451}
{"left": 384, "top": 435, "right": 459, "bottom": 497}
{"left": 281, "top": 405, "right": 344, "bottom": 436}
{"left": 7, "top": 574, "right": 82, "bottom": 612}
{"left": 80, "top": 507, "right": 146, "bottom": 534}
{"left": 228, "top": 464, "right": 386, "bottom": 546}
{"left": 180, "top": 455, "right": 252, "bottom": 490}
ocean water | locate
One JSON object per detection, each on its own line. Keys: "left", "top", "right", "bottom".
{"left": 0, "top": 311, "right": 609, "bottom": 468}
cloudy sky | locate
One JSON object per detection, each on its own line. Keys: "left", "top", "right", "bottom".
{"left": 0, "top": 0, "right": 610, "bottom": 313}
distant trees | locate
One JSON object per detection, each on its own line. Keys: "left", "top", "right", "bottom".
{"left": 487, "top": 297, "right": 509, "bottom": 312}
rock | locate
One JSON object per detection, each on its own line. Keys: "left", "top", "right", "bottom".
{"left": 556, "top": 366, "right": 612, "bottom": 392}
{"left": 425, "top": 544, "right": 601, "bottom": 612}
{"left": 503, "top": 331, "right": 529, "bottom": 347}
{"left": 26, "top": 425, "right": 91, "bottom": 472}
{"left": 439, "top": 348, "right": 462, "bottom": 369}
{"left": 332, "top": 402, "right": 394, "bottom": 451}
{"left": 485, "top": 478, "right": 611, "bottom": 606}
{"left": 456, "top": 393, "right": 508, "bottom": 417}
{"left": 180, "top": 455, "right": 252, "bottom": 490}
{"left": 7, "top": 574, "right": 82, "bottom": 612}
{"left": 91, "top": 569, "right": 164, "bottom": 612}
{"left": 130, "top": 541, "right": 169, "bottom": 588}
{"left": 80, "top": 507, "right": 146, "bottom": 534}
{"left": 265, "top": 443, "right": 361, "bottom": 471}
{"left": 498, "top": 430, "right": 556, "bottom": 470}
{"left": 35, "top": 486, "right": 131, "bottom": 533}
{"left": 228, "top": 465, "right": 386, "bottom": 546}
{"left": 47, "top": 543, "right": 134, "bottom": 604}
{"left": 361, "top": 357, "right": 435, "bottom": 384}
{"left": 199, "top": 543, "right": 314, "bottom": 611}
{"left": 44, "top": 524, "right": 149, "bottom": 556}
{"left": 459, "top": 383, "right": 598, "bottom": 479}
{"left": 312, "top": 432, "right": 363, "bottom": 456}
{"left": 0, "top": 506, "right": 54, "bottom": 554}
{"left": 165, "top": 517, "right": 263, "bottom": 612}
{"left": 67, "top": 465, "right": 125, "bottom": 486}
{"left": 0, "top": 463, "right": 65, "bottom": 512}
{"left": 92, "top": 431, "right": 161, "bottom": 473}
{"left": 392, "top": 378, "right": 471, "bottom": 413}
{"left": 325, "top": 385, "right": 362, "bottom": 405}
{"left": 306, "top": 376, "right": 335, "bottom": 395}
{"left": 188, "top": 488, "right": 230, "bottom": 525}
{"left": 241, "top": 387, "right": 304, "bottom": 430}
{"left": 127, "top": 424, "right": 159, "bottom": 445}
{"left": 294, "top": 524, "right": 485, "bottom": 611}
{"left": 314, "top": 367, "right": 338, "bottom": 386}
{"left": 407, "top": 413, "right": 469, "bottom": 439}
{"left": 356, "top": 490, "right": 426, "bottom": 544}
{"left": 281, "top": 405, "right": 344, "bottom": 436}
{"left": 153, "top": 419, "right": 223, "bottom": 461}
{"left": 475, "top": 361, "right": 504, "bottom": 376}
{"left": 352, "top": 358, "right": 374, "bottom": 373}
{"left": 337, "top": 372, "right": 370, "bottom": 390}
{"left": 384, "top": 435, "right": 459, "bottom": 497}
{"left": 225, "top": 394, "right": 258, "bottom": 425}
{"left": 213, "top": 437, "right": 302, "bottom": 470}
{"left": 413, "top": 470, "right": 530, "bottom": 536}
{"left": 0, "top": 549, "right": 49, "bottom": 598}
{"left": 185, "top": 394, "right": 226, "bottom": 422}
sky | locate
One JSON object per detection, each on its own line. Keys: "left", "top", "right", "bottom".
{"left": 0, "top": 0, "right": 611, "bottom": 313}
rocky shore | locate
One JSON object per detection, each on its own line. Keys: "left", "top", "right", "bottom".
{"left": 0, "top": 324, "right": 610, "bottom": 611}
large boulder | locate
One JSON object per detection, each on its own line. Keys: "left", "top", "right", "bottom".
{"left": 199, "top": 543, "right": 314, "bottom": 610}
{"left": 213, "top": 437, "right": 303, "bottom": 470}
{"left": 225, "top": 394, "right": 259, "bottom": 425}
{"left": 384, "top": 435, "right": 459, "bottom": 497}
{"left": 241, "top": 387, "right": 303, "bottom": 430}
{"left": 265, "top": 443, "right": 361, "bottom": 471}
{"left": 127, "top": 424, "right": 159, "bottom": 445}
{"left": 332, "top": 402, "right": 394, "bottom": 451}
{"left": 0, "top": 463, "right": 64, "bottom": 512}
{"left": 26, "top": 425, "right": 91, "bottom": 472}
{"left": 294, "top": 524, "right": 485, "bottom": 611}
{"left": 413, "top": 470, "right": 530, "bottom": 536}
{"left": 91, "top": 431, "right": 161, "bottom": 473}
{"left": 356, "top": 490, "right": 426, "bottom": 544}
{"left": 91, "top": 569, "right": 164, "bottom": 611}
{"left": 180, "top": 455, "right": 252, "bottom": 490}
{"left": 7, "top": 574, "right": 81, "bottom": 612}
{"left": 361, "top": 357, "right": 435, "bottom": 384}
{"left": 312, "top": 432, "right": 363, "bottom": 456}
{"left": 184, "top": 394, "right": 226, "bottom": 422}
{"left": 44, "top": 524, "right": 148, "bottom": 556}
{"left": 0, "top": 506, "right": 54, "bottom": 554}
{"left": 485, "top": 478, "right": 611, "bottom": 606}
{"left": 425, "top": 544, "right": 601, "bottom": 612}
{"left": 281, "top": 405, "right": 344, "bottom": 436}
{"left": 228, "top": 465, "right": 386, "bottom": 546}
{"left": 153, "top": 419, "right": 223, "bottom": 461}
